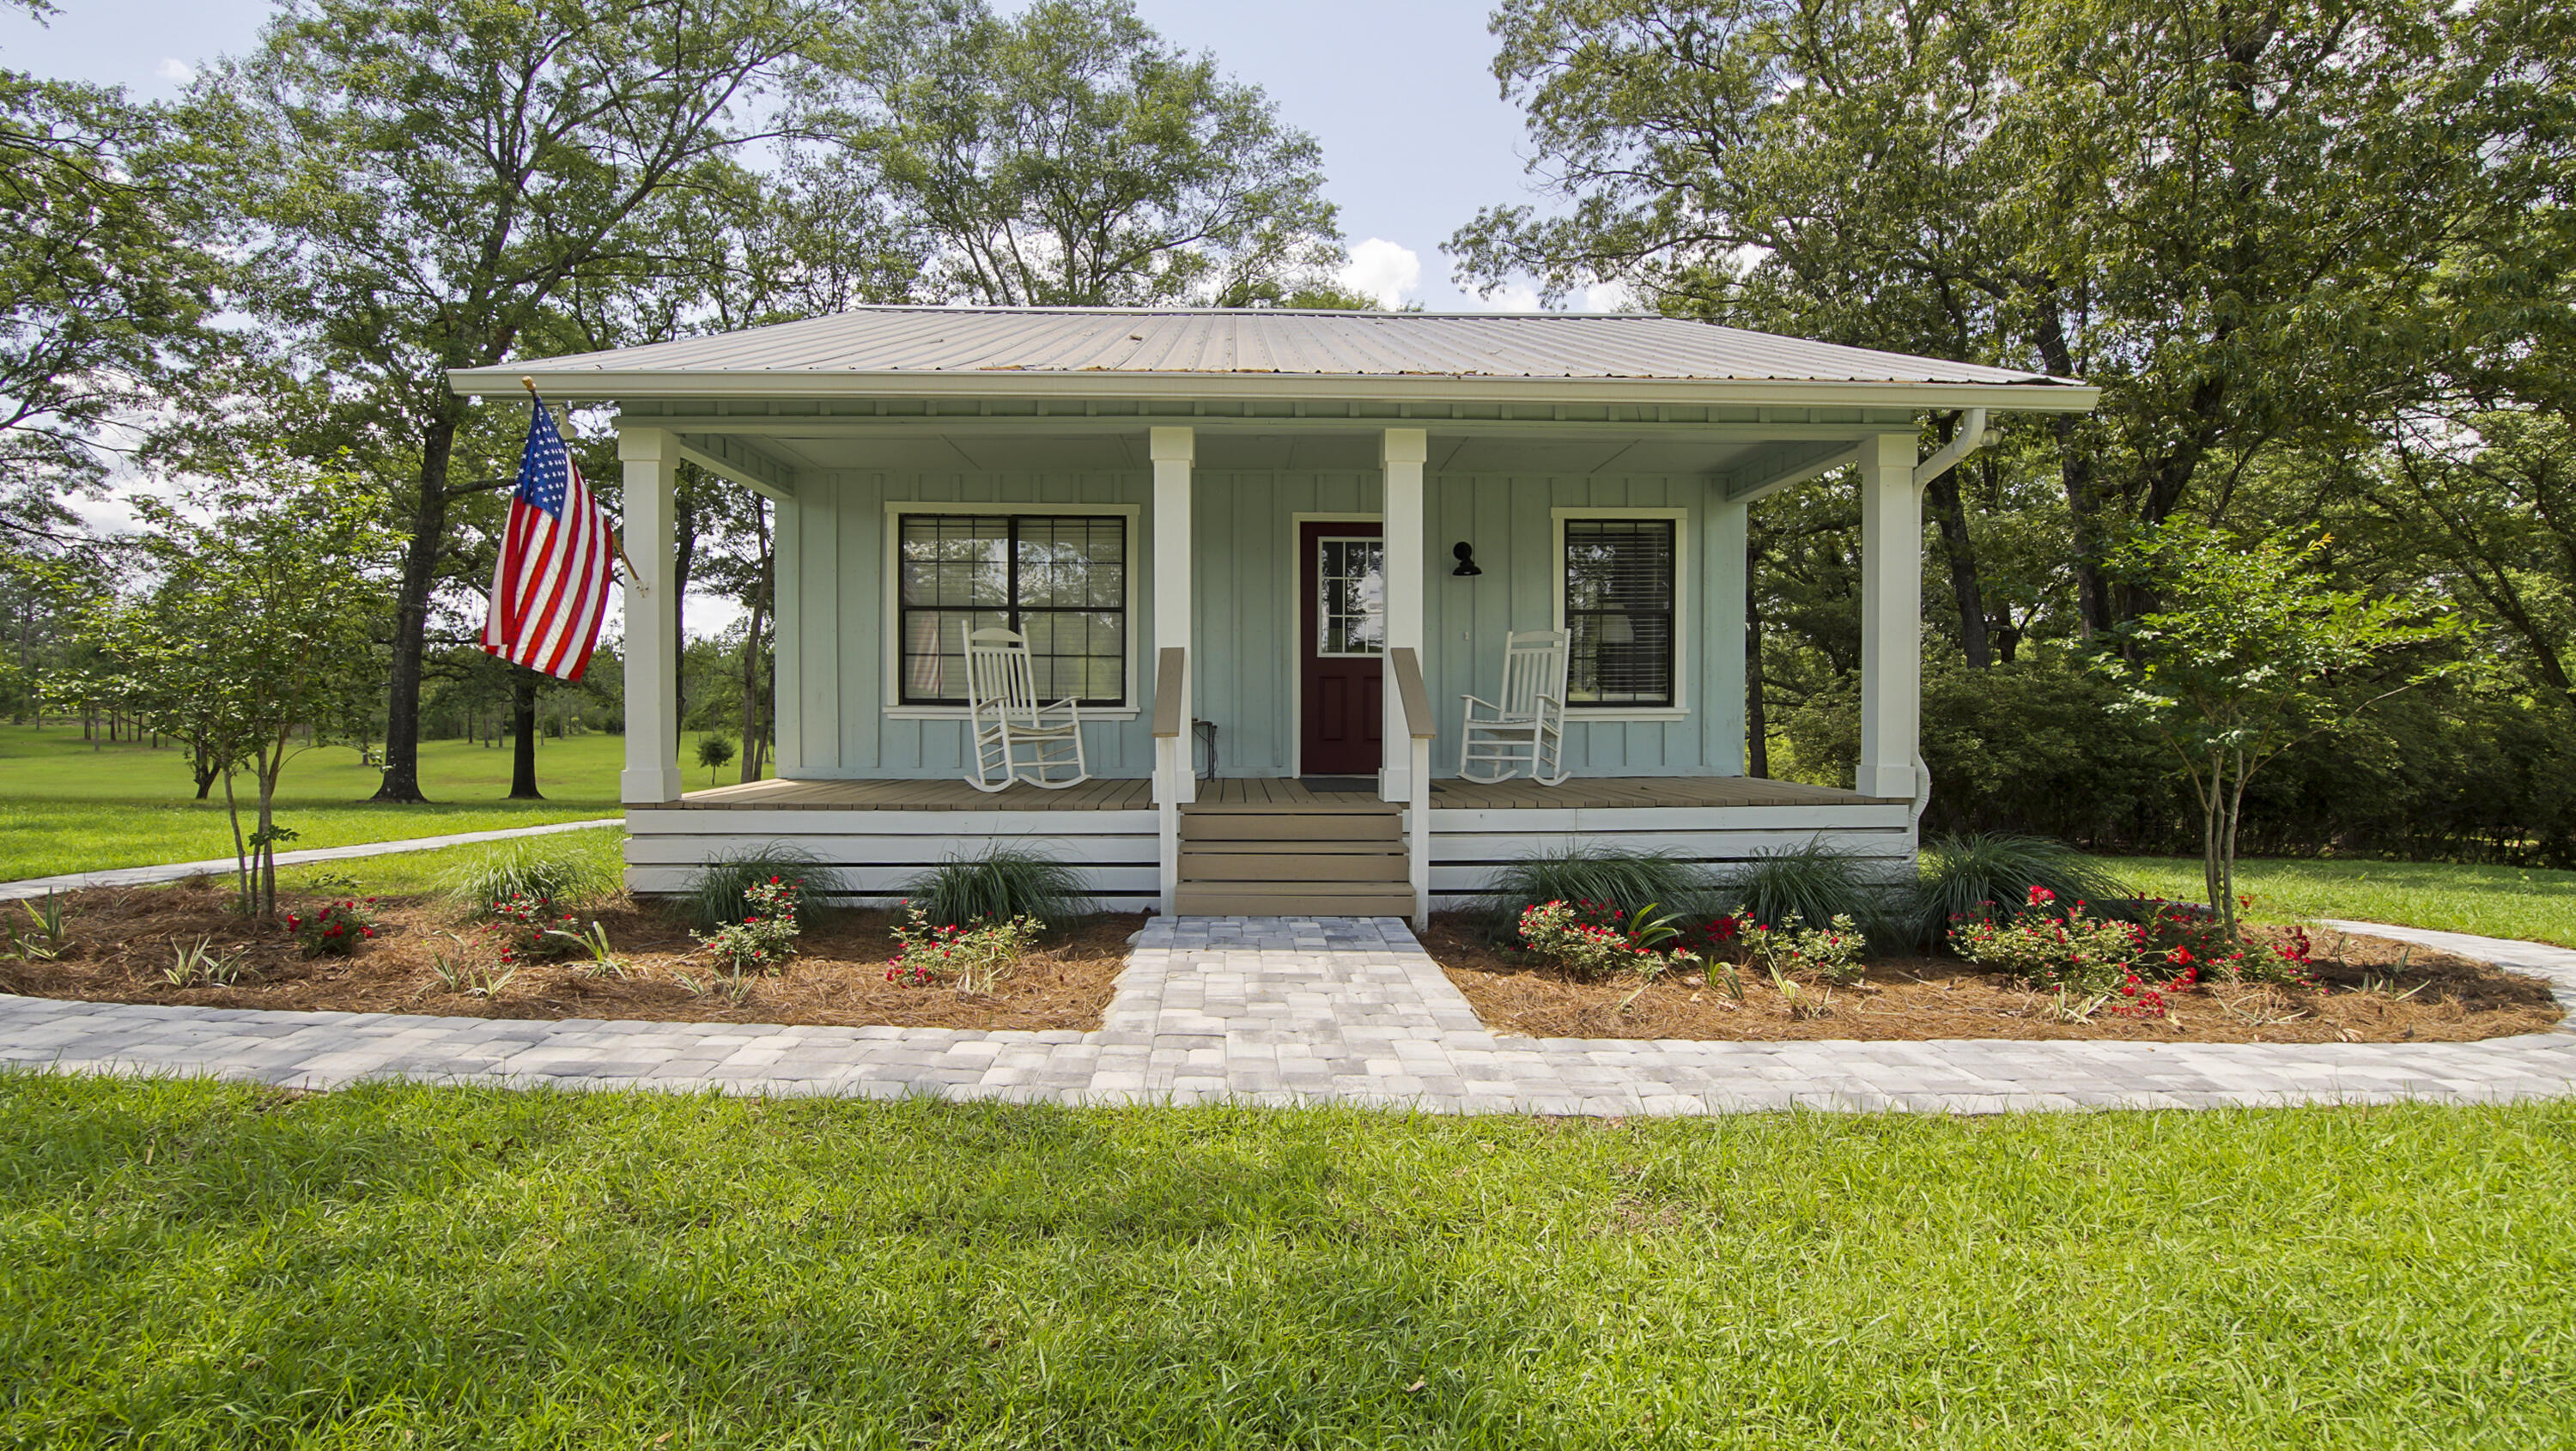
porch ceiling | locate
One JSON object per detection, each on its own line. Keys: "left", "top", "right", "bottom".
{"left": 697, "top": 428, "right": 1800, "bottom": 478}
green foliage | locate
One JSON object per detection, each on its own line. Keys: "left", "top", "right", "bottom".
{"left": 1716, "top": 841, "right": 1884, "bottom": 940}
{"left": 681, "top": 844, "right": 837, "bottom": 931}
{"left": 1479, "top": 847, "right": 1711, "bottom": 926}
{"left": 902, "top": 848, "right": 1084, "bottom": 929}
{"left": 440, "top": 838, "right": 612, "bottom": 919}
{"left": 695, "top": 734, "right": 737, "bottom": 776}
{"left": 691, "top": 877, "right": 803, "bottom": 976}
{"left": 1909, "top": 833, "right": 2133, "bottom": 950}
{"left": 810, "top": 0, "right": 1344, "bottom": 306}
{"left": 2105, "top": 520, "right": 2455, "bottom": 933}
{"left": 886, "top": 905, "right": 1044, "bottom": 993}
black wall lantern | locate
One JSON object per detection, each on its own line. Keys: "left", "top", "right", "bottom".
{"left": 1451, "top": 541, "right": 1483, "bottom": 577}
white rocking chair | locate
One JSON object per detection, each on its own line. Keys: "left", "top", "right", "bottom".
{"left": 1460, "top": 628, "right": 1571, "bottom": 786}
{"left": 963, "top": 627, "right": 1090, "bottom": 792}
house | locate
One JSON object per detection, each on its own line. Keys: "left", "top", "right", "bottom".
{"left": 451, "top": 307, "right": 2095, "bottom": 926}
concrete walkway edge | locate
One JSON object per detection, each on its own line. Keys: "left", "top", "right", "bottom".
{"left": 0, "top": 819, "right": 622, "bottom": 902}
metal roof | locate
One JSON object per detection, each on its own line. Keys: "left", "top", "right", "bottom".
{"left": 471, "top": 306, "right": 2070, "bottom": 383}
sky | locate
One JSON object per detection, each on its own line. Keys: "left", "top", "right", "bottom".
{"left": 0, "top": 0, "right": 1596, "bottom": 311}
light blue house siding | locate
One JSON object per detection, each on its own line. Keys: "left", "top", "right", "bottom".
{"left": 774, "top": 465, "right": 1747, "bottom": 781}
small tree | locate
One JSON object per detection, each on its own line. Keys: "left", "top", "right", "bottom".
{"left": 696, "top": 733, "right": 738, "bottom": 784}
{"left": 2101, "top": 521, "right": 2453, "bottom": 938}
{"left": 73, "top": 472, "right": 394, "bottom": 916}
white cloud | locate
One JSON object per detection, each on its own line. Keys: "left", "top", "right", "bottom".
{"left": 155, "top": 58, "right": 195, "bottom": 83}
{"left": 1579, "top": 280, "right": 1637, "bottom": 313}
{"left": 1337, "top": 238, "right": 1420, "bottom": 310}
{"left": 1470, "top": 283, "right": 1542, "bottom": 313}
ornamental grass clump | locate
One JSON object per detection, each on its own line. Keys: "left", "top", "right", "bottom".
{"left": 442, "top": 840, "right": 611, "bottom": 920}
{"left": 1907, "top": 832, "right": 2132, "bottom": 948}
{"left": 1716, "top": 841, "right": 1889, "bottom": 944}
{"left": 683, "top": 846, "right": 836, "bottom": 930}
{"left": 885, "top": 905, "right": 1045, "bottom": 994}
{"left": 902, "top": 849, "right": 1084, "bottom": 929}
{"left": 693, "top": 877, "right": 803, "bottom": 977}
{"left": 286, "top": 898, "right": 380, "bottom": 957}
{"left": 1482, "top": 848, "right": 1712, "bottom": 926}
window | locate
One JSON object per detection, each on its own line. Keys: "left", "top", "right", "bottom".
{"left": 896, "top": 513, "right": 1127, "bottom": 706}
{"left": 1563, "top": 518, "right": 1676, "bottom": 707}
{"left": 1314, "top": 536, "right": 1386, "bottom": 656}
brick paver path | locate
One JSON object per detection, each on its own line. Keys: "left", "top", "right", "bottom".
{"left": 4, "top": 915, "right": 2572, "bottom": 1114}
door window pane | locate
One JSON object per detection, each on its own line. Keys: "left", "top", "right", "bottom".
{"left": 1315, "top": 537, "right": 1386, "bottom": 657}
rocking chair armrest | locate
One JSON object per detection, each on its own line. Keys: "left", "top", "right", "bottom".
{"left": 1460, "top": 693, "right": 1504, "bottom": 716}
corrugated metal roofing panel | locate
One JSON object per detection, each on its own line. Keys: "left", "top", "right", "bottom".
{"left": 489, "top": 306, "right": 2075, "bottom": 386}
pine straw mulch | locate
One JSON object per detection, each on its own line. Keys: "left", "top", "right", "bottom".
{"left": 0, "top": 878, "right": 1141, "bottom": 1032}
{"left": 1420, "top": 914, "right": 2567, "bottom": 1045}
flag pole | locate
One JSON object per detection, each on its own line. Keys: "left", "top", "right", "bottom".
{"left": 522, "top": 374, "right": 646, "bottom": 592}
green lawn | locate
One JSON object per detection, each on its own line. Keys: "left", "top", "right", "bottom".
{"left": 0, "top": 725, "right": 732, "bottom": 882}
{"left": 2, "top": 1079, "right": 2569, "bottom": 1448}
{"left": 2116, "top": 855, "right": 2576, "bottom": 950}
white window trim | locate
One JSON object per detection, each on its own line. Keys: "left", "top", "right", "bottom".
{"left": 879, "top": 499, "right": 1144, "bottom": 722}
{"left": 1552, "top": 506, "right": 1692, "bottom": 722}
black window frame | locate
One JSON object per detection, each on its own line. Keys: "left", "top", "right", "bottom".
{"left": 1561, "top": 516, "right": 1679, "bottom": 710}
{"left": 896, "top": 512, "right": 1129, "bottom": 708}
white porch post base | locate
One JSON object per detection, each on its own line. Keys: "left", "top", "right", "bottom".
{"left": 619, "top": 428, "right": 684, "bottom": 805}
{"left": 1380, "top": 428, "right": 1428, "bottom": 803}
{"left": 1856, "top": 432, "right": 1923, "bottom": 800}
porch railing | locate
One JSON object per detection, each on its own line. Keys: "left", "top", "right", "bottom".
{"left": 1151, "top": 646, "right": 1187, "bottom": 914}
{"left": 1388, "top": 647, "right": 1436, "bottom": 930}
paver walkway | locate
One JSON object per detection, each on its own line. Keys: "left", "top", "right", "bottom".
{"left": 0, "top": 819, "right": 621, "bottom": 902}
{"left": 4, "top": 915, "right": 2573, "bottom": 1114}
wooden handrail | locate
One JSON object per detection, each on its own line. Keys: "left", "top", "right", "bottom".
{"left": 1151, "top": 647, "right": 1187, "bottom": 738}
{"left": 1389, "top": 647, "right": 1436, "bottom": 740}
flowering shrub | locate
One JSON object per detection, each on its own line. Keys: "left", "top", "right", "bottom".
{"left": 285, "top": 898, "right": 379, "bottom": 957}
{"left": 1951, "top": 889, "right": 2142, "bottom": 994}
{"left": 693, "top": 877, "right": 803, "bottom": 977}
{"left": 483, "top": 892, "right": 581, "bottom": 967}
{"left": 885, "top": 904, "right": 1045, "bottom": 993}
{"left": 1516, "top": 900, "right": 1703, "bottom": 980}
{"left": 1739, "top": 911, "right": 1868, "bottom": 985}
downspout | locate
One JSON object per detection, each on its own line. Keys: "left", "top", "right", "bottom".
{"left": 1907, "top": 406, "right": 1990, "bottom": 825}
{"left": 1911, "top": 406, "right": 1989, "bottom": 489}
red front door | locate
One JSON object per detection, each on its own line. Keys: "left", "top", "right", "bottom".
{"left": 1298, "top": 520, "right": 1385, "bottom": 776}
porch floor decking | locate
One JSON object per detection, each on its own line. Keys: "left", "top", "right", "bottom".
{"left": 662, "top": 775, "right": 1899, "bottom": 812}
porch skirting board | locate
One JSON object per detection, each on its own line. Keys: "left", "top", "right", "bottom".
{"left": 623, "top": 807, "right": 1161, "bottom": 910}
{"left": 1426, "top": 802, "right": 1917, "bottom": 908}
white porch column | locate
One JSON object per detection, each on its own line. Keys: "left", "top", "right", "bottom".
{"left": 1856, "top": 431, "right": 1923, "bottom": 799}
{"left": 1707, "top": 496, "right": 1749, "bottom": 777}
{"left": 618, "top": 428, "right": 684, "bottom": 804}
{"left": 1380, "top": 428, "right": 1428, "bottom": 802}
{"left": 1151, "top": 426, "right": 1195, "bottom": 805}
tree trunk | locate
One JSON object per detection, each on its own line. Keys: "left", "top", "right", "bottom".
{"left": 1923, "top": 413, "right": 1993, "bottom": 669}
{"left": 507, "top": 666, "right": 543, "bottom": 799}
{"left": 191, "top": 739, "right": 218, "bottom": 800}
{"left": 221, "top": 766, "right": 249, "bottom": 910}
{"left": 374, "top": 409, "right": 460, "bottom": 803}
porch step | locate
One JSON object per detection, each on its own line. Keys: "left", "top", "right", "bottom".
{"left": 1175, "top": 800, "right": 1411, "bottom": 918}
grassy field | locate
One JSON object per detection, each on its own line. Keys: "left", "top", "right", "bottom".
{"left": 1, "top": 1078, "right": 2569, "bottom": 1448}
{"left": 2116, "top": 855, "right": 2576, "bottom": 950}
{"left": 0, "top": 725, "right": 730, "bottom": 882}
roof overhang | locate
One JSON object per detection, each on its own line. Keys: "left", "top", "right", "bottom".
{"left": 446, "top": 365, "right": 2098, "bottom": 414}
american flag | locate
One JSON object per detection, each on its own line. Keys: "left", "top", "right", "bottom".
{"left": 482, "top": 395, "right": 618, "bottom": 681}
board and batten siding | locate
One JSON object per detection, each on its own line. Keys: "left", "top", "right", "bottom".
{"left": 773, "top": 465, "right": 1747, "bottom": 780}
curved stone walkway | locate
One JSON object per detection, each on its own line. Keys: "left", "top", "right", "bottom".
{"left": 0, "top": 819, "right": 621, "bottom": 902}
{"left": 3, "top": 915, "right": 2571, "bottom": 1114}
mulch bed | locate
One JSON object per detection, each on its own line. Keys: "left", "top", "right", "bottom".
{"left": 0, "top": 879, "right": 1139, "bottom": 1032}
{"left": 1420, "top": 914, "right": 2566, "bottom": 1044}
